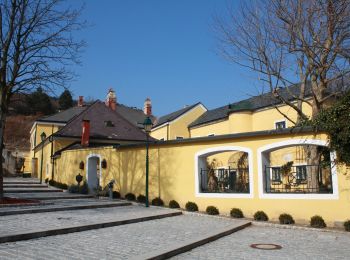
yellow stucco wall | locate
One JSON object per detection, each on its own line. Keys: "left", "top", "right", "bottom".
{"left": 54, "top": 132, "right": 350, "bottom": 227}
{"left": 229, "top": 112, "right": 252, "bottom": 133}
{"left": 190, "top": 120, "right": 229, "bottom": 137}
{"left": 189, "top": 102, "right": 313, "bottom": 137}
{"left": 150, "top": 125, "right": 168, "bottom": 140}
{"left": 151, "top": 105, "right": 206, "bottom": 140}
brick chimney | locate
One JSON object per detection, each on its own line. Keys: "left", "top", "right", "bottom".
{"left": 81, "top": 119, "right": 90, "bottom": 147}
{"left": 144, "top": 98, "right": 152, "bottom": 116}
{"left": 105, "top": 88, "right": 117, "bottom": 111}
{"left": 78, "top": 96, "right": 84, "bottom": 107}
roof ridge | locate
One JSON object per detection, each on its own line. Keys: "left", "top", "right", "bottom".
{"left": 53, "top": 100, "right": 99, "bottom": 136}
{"left": 154, "top": 102, "right": 203, "bottom": 128}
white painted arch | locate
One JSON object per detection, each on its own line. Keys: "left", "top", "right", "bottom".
{"left": 194, "top": 146, "right": 254, "bottom": 198}
{"left": 257, "top": 139, "right": 339, "bottom": 200}
{"left": 86, "top": 153, "right": 102, "bottom": 192}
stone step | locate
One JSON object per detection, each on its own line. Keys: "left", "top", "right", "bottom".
{"left": 4, "top": 181, "right": 41, "bottom": 185}
{"left": 4, "top": 188, "right": 63, "bottom": 193}
{"left": 0, "top": 210, "right": 182, "bottom": 243}
{"left": 0, "top": 201, "right": 132, "bottom": 216}
{"left": 4, "top": 184, "right": 49, "bottom": 188}
{"left": 5, "top": 193, "right": 95, "bottom": 200}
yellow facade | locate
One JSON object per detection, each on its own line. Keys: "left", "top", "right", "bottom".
{"left": 190, "top": 119, "right": 229, "bottom": 137}
{"left": 189, "top": 102, "right": 313, "bottom": 137}
{"left": 151, "top": 104, "right": 206, "bottom": 140}
{"left": 53, "top": 131, "right": 350, "bottom": 227}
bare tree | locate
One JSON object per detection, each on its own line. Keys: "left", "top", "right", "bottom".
{"left": 215, "top": 0, "right": 350, "bottom": 190}
{"left": 0, "top": 0, "right": 85, "bottom": 199}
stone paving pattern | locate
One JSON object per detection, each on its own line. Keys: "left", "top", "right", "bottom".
{"left": 0, "top": 198, "right": 129, "bottom": 214}
{"left": 0, "top": 205, "right": 179, "bottom": 236}
{"left": 172, "top": 225, "right": 350, "bottom": 260}
{"left": 0, "top": 214, "right": 238, "bottom": 260}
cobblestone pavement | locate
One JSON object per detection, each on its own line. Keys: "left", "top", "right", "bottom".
{"left": 0, "top": 205, "right": 178, "bottom": 236}
{"left": 0, "top": 198, "right": 129, "bottom": 214}
{"left": 172, "top": 225, "right": 350, "bottom": 260}
{"left": 0, "top": 214, "right": 240, "bottom": 260}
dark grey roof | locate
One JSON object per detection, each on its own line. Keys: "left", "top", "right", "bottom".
{"left": 37, "top": 106, "right": 87, "bottom": 123}
{"left": 53, "top": 101, "right": 151, "bottom": 142}
{"left": 189, "top": 83, "right": 312, "bottom": 128}
{"left": 36, "top": 102, "right": 155, "bottom": 128}
{"left": 116, "top": 104, "right": 156, "bottom": 128}
{"left": 153, "top": 102, "right": 204, "bottom": 128}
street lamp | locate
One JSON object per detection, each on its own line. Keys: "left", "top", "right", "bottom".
{"left": 39, "top": 132, "right": 46, "bottom": 184}
{"left": 143, "top": 117, "right": 153, "bottom": 207}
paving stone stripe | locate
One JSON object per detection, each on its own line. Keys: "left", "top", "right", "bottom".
{"left": 172, "top": 225, "right": 350, "bottom": 260}
{"left": 0, "top": 211, "right": 182, "bottom": 243}
{"left": 130, "top": 221, "right": 251, "bottom": 260}
{"left": 4, "top": 188, "right": 63, "bottom": 193}
{"left": 0, "top": 214, "right": 246, "bottom": 260}
{"left": 5, "top": 192, "right": 94, "bottom": 200}
{"left": 0, "top": 201, "right": 132, "bottom": 216}
{"left": 0, "top": 205, "right": 182, "bottom": 243}
{"left": 4, "top": 184, "right": 48, "bottom": 188}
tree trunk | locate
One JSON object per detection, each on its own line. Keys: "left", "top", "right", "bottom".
{"left": 0, "top": 109, "right": 6, "bottom": 200}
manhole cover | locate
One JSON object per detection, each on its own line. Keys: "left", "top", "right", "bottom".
{"left": 250, "top": 244, "right": 282, "bottom": 250}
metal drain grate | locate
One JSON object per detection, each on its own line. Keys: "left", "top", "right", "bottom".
{"left": 250, "top": 244, "right": 282, "bottom": 250}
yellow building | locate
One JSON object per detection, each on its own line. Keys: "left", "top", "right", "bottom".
{"left": 151, "top": 102, "right": 207, "bottom": 140}
{"left": 29, "top": 85, "right": 350, "bottom": 227}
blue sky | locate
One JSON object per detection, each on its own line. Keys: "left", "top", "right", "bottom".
{"left": 69, "top": 0, "right": 260, "bottom": 116}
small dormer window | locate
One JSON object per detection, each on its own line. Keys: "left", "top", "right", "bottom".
{"left": 105, "top": 120, "right": 114, "bottom": 127}
{"left": 275, "top": 120, "right": 286, "bottom": 129}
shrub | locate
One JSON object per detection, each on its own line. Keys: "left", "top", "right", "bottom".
{"left": 79, "top": 182, "right": 89, "bottom": 194}
{"left": 125, "top": 193, "right": 136, "bottom": 201}
{"left": 279, "top": 213, "right": 295, "bottom": 225}
{"left": 137, "top": 194, "right": 146, "bottom": 203}
{"left": 48, "top": 180, "right": 68, "bottom": 190}
{"left": 152, "top": 197, "right": 164, "bottom": 206}
{"left": 254, "top": 211, "right": 269, "bottom": 221}
{"left": 206, "top": 206, "right": 219, "bottom": 215}
{"left": 68, "top": 184, "right": 79, "bottom": 193}
{"left": 68, "top": 181, "right": 88, "bottom": 194}
{"left": 310, "top": 215, "right": 326, "bottom": 228}
{"left": 168, "top": 200, "right": 180, "bottom": 209}
{"left": 22, "top": 173, "right": 31, "bottom": 178}
{"left": 185, "top": 201, "right": 198, "bottom": 212}
{"left": 45, "top": 178, "right": 49, "bottom": 184}
{"left": 113, "top": 191, "right": 121, "bottom": 199}
{"left": 230, "top": 208, "right": 244, "bottom": 218}
{"left": 344, "top": 220, "right": 350, "bottom": 232}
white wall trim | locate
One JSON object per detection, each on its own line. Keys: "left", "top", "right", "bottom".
{"left": 30, "top": 121, "right": 66, "bottom": 134}
{"left": 194, "top": 146, "right": 254, "bottom": 199}
{"left": 257, "top": 139, "right": 339, "bottom": 200}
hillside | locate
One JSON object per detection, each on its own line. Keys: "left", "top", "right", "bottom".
{"left": 4, "top": 115, "right": 41, "bottom": 151}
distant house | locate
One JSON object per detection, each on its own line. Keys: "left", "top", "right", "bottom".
{"left": 29, "top": 89, "right": 155, "bottom": 180}
{"left": 151, "top": 103, "right": 207, "bottom": 141}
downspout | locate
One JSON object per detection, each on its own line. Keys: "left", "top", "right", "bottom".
{"left": 50, "top": 125, "right": 54, "bottom": 180}
{"left": 33, "top": 124, "right": 38, "bottom": 158}
{"left": 167, "top": 124, "right": 169, "bottom": 141}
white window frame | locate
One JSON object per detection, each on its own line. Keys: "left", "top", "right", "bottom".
{"left": 274, "top": 120, "right": 287, "bottom": 130}
{"left": 194, "top": 146, "right": 254, "bottom": 198}
{"left": 257, "top": 139, "right": 339, "bottom": 200}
